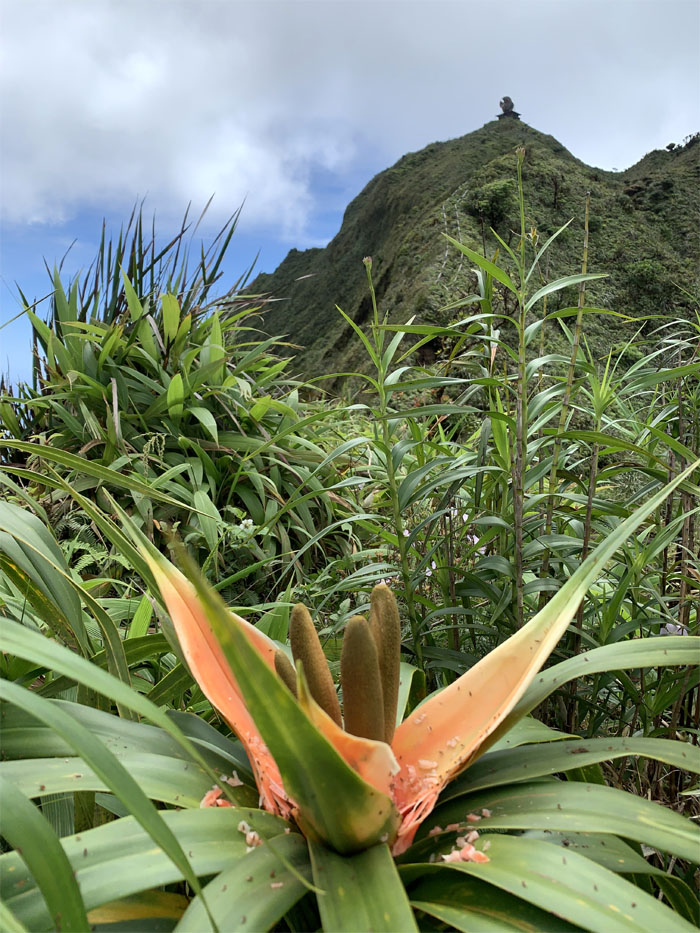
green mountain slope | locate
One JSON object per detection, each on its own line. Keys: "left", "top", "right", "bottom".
{"left": 250, "top": 119, "right": 699, "bottom": 377}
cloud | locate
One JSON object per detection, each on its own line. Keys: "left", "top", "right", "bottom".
{"left": 1, "top": 0, "right": 698, "bottom": 238}
{"left": 0, "top": 0, "right": 359, "bottom": 235}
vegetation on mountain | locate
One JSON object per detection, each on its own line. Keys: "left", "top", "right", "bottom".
{"left": 251, "top": 120, "right": 699, "bottom": 378}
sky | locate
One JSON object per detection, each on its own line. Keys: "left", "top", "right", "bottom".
{"left": 1, "top": 0, "right": 698, "bottom": 386}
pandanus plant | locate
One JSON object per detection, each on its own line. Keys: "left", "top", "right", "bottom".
{"left": 1, "top": 468, "right": 698, "bottom": 932}
{"left": 151, "top": 568, "right": 497, "bottom": 858}
{"left": 136, "top": 461, "right": 700, "bottom": 931}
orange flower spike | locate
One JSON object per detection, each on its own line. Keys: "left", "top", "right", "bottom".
{"left": 147, "top": 555, "right": 293, "bottom": 818}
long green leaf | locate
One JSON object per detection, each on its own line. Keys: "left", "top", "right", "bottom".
{"left": 1, "top": 808, "right": 285, "bottom": 930}
{"left": 447, "top": 736, "right": 700, "bottom": 797}
{"left": 2, "top": 753, "right": 213, "bottom": 809}
{"left": 403, "top": 835, "right": 695, "bottom": 932}
{"left": 0, "top": 439, "right": 193, "bottom": 510}
{"left": 654, "top": 876, "right": 700, "bottom": 927}
{"left": 176, "top": 833, "right": 311, "bottom": 932}
{"left": 443, "top": 234, "right": 518, "bottom": 296}
{"left": 0, "top": 500, "right": 135, "bottom": 710}
{"left": 160, "top": 293, "right": 181, "bottom": 344}
{"left": 0, "top": 777, "right": 89, "bottom": 932}
{"left": 0, "top": 620, "right": 248, "bottom": 798}
{"left": 309, "top": 839, "right": 418, "bottom": 933}
{"left": 0, "top": 501, "right": 86, "bottom": 653}
{"left": 518, "top": 830, "right": 662, "bottom": 875}
{"left": 511, "top": 637, "right": 700, "bottom": 725}
{"left": 525, "top": 273, "right": 607, "bottom": 312}
{"left": 0, "top": 681, "right": 208, "bottom": 912}
{"left": 427, "top": 781, "right": 700, "bottom": 863}
{"left": 488, "top": 716, "right": 574, "bottom": 751}
{"left": 410, "top": 872, "right": 579, "bottom": 932}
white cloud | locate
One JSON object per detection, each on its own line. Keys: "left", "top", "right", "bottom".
{"left": 0, "top": 0, "right": 361, "bottom": 234}
{"left": 1, "top": 0, "right": 698, "bottom": 236}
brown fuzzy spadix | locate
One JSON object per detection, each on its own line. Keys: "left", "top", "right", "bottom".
{"left": 369, "top": 584, "right": 401, "bottom": 743}
{"left": 290, "top": 603, "right": 342, "bottom": 726}
{"left": 340, "top": 615, "right": 385, "bottom": 742}
{"left": 274, "top": 649, "right": 298, "bottom": 698}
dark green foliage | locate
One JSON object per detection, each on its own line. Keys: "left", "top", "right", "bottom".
{"left": 465, "top": 178, "right": 517, "bottom": 233}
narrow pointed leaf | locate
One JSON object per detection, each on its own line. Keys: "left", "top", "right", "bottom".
{"left": 0, "top": 500, "right": 135, "bottom": 712}
{"left": 396, "top": 661, "right": 423, "bottom": 726}
{"left": 525, "top": 273, "right": 607, "bottom": 311}
{"left": 308, "top": 840, "right": 418, "bottom": 933}
{"left": 443, "top": 234, "right": 518, "bottom": 295}
{"left": 0, "top": 777, "right": 89, "bottom": 932}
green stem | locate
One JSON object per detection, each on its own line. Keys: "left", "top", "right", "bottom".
{"left": 364, "top": 259, "right": 423, "bottom": 671}
{"left": 512, "top": 150, "right": 528, "bottom": 628}
{"left": 539, "top": 192, "right": 591, "bottom": 608}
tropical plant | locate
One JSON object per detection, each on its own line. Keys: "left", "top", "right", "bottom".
{"left": 0, "top": 208, "right": 367, "bottom": 600}
{"left": 1, "top": 461, "right": 698, "bottom": 931}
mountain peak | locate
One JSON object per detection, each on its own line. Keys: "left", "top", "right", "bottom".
{"left": 250, "top": 124, "right": 698, "bottom": 377}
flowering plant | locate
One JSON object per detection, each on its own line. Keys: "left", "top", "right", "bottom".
{"left": 1, "top": 468, "right": 697, "bottom": 932}
{"left": 138, "top": 461, "right": 700, "bottom": 931}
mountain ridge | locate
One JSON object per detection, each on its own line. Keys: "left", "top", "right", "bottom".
{"left": 249, "top": 119, "right": 699, "bottom": 377}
